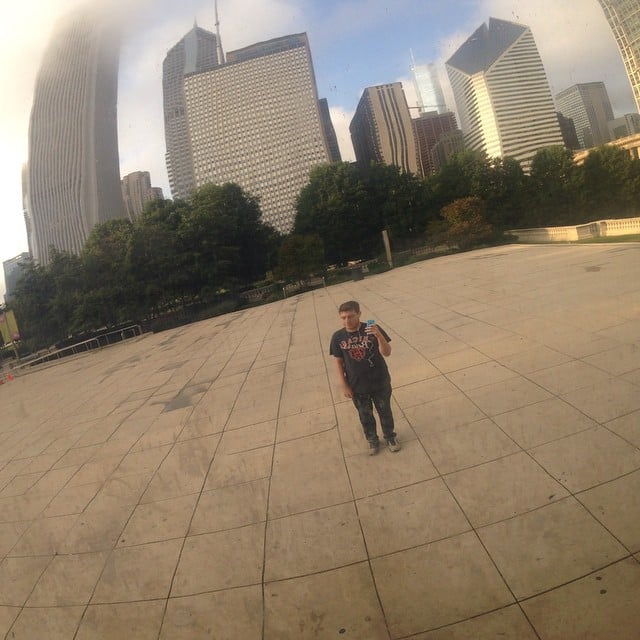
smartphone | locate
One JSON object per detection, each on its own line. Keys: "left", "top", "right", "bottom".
{"left": 366, "top": 319, "right": 375, "bottom": 327}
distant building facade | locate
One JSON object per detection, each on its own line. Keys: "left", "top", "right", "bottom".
{"left": 121, "top": 172, "right": 164, "bottom": 220}
{"left": 555, "top": 82, "right": 614, "bottom": 148}
{"left": 411, "top": 59, "right": 447, "bottom": 114}
{"left": 609, "top": 113, "right": 640, "bottom": 139}
{"left": 24, "top": 7, "right": 126, "bottom": 265}
{"left": 183, "top": 33, "right": 332, "bottom": 233}
{"left": 446, "top": 18, "right": 563, "bottom": 171}
{"left": 412, "top": 111, "right": 460, "bottom": 176}
{"left": 163, "top": 25, "right": 219, "bottom": 201}
{"left": 598, "top": 0, "right": 640, "bottom": 114}
{"left": 556, "top": 112, "right": 581, "bottom": 150}
{"left": 3, "top": 253, "right": 30, "bottom": 304}
{"left": 350, "top": 83, "right": 418, "bottom": 174}
{"left": 431, "top": 130, "right": 466, "bottom": 172}
{"left": 573, "top": 131, "right": 640, "bottom": 165}
{"left": 318, "top": 98, "right": 342, "bottom": 163}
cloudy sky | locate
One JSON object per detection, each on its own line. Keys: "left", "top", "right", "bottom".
{"left": 0, "top": 0, "right": 634, "bottom": 296}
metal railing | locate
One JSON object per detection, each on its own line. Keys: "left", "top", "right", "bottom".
{"left": 11, "top": 324, "right": 143, "bottom": 372}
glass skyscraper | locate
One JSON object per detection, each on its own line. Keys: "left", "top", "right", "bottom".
{"left": 598, "top": 0, "right": 640, "bottom": 114}
{"left": 25, "top": 7, "right": 126, "bottom": 265}
{"left": 163, "top": 25, "right": 219, "bottom": 201}
{"left": 411, "top": 59, "right": 447, "bottom": 114}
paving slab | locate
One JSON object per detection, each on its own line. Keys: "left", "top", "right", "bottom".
{"left": 1, "top": 243, "right": 639, "bottom": 639}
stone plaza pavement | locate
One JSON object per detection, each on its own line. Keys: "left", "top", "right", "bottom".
{"left": 1, "top": 243, "right": 640, "bottom": 639}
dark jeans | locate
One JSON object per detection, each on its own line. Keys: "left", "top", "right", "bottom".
{"left": 352, "top": 383, "right": 396, "bottom": 444}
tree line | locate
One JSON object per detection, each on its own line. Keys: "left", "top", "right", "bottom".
{"left": 7, "top": 143, "right": 640, "bottom": 351}
{"left": 294, "top": 144, "right": 640, "bottom": 263}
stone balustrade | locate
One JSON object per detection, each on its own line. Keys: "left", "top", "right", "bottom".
{"left": 511, "top": 216, "right": 640, "bottom": 242}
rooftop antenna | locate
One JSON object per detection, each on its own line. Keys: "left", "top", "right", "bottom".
{"left": 215, "top": 0, "right": 225, "bottom": 64}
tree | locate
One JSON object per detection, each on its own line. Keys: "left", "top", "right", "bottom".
{"left": 47, "top": 249, "right": 85, "bottom": 334}
{"left": 128, "top": 198, "right": 190, "bottom": 313}
{"left": 440, "top": 197, "right": 494, "bottom": 250}
{"left": 528, "top": 146, "right": 579, "bottom": 226}
{"left": 430, "top": 149, "right": 492, "bottom": 210}
{"left": 275, "top": 235, "right": 324, "bottom": 283}
{"left": 578, "top": 145, "right": 637, "bottom": 218}
{"left": 78, "top": 218, "right": 135, "bottom": 327}
{"left": 183, "top": 183, "right": 272, "bottom": 297}
{"left": 360, "top": 164, "right": 433, "bottom": 245}
{"left": 11, "top": 257, "right": 59, "bottom": 350}
{"left": 295, "top": 162, "right": 372, "bottom": 264}
{"left": 485, "top": 156, "right": 527, "bottom": 229}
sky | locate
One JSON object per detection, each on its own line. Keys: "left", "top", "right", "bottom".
{"left": 0, "top": 0, "right": 635, "bottom": 297}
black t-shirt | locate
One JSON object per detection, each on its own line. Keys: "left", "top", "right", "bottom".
{"left": 329, "top": 322, "right": 391, "bottom": 393}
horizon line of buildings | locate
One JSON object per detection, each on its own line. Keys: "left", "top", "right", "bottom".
{"left": 5, "top": 0, "right": 640, "bottom": 302}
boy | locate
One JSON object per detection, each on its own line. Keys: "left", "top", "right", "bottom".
{"left": 329, "top": 300, "right": 399, "bottom": 455}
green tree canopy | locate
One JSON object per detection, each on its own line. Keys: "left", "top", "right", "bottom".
{"left": 128, "top": 198, "right": 190, "bottom": 312}
{"left": 295, "top": 162, "right": 433, "bottom": 263}
{"left": 79, "top": 218, "right": 136, "bottom": 327}
{"left": 528, "top": 146, "right": 579, "bottom": 226}
{"left": 578, "top": 145, "right": 636, "bottom": 218}
{"left": 294, "top": 162, "right": 371, "bottom": 264}
{"left": 11, "top": 258, "right": 58, "bottom": 349}
{"left": 275, "top": 234, "right": 324, "bottom": 282}
{"left": 184, "top": 183, "right": 272, "bottom": 296}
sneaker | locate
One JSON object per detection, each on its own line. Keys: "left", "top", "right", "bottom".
{"left": 368, "top": 441, "right": 380, "bottom": 456}
{"left": 387, "top": 438, "right": 401, "bottom": 452}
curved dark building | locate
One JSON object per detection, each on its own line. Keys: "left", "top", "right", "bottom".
{"left": 25, "top": 7, "right": 126, "bottom": 265}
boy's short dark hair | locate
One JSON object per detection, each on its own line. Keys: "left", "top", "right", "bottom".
{"left": 339, "top": 300, "right": 360, "bottom": 313}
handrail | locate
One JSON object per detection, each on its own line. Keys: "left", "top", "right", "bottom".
{"left": 11, "top": 324, "right": 143, "bottom": 372}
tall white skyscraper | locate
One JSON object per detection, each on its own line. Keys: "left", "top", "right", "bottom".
{"left": 410, "top": 55, "right": 447, "bottom": 114}
{"left": 183, "top": 33, "right": 331, "bottom": 233}
{"left": 555, "top": 82, "right": 614, "bottom": 148}
{"left": 598, "top": 1, "right": 640, "bottom": 114}
{"left": 163, "top": 25, "right": 219, "bottom": 201}
{"left": 446, "top": 17, "right": 563, "bottom": 170}
{"left": 25, "top": 7, "right": 126, "bottom": 265}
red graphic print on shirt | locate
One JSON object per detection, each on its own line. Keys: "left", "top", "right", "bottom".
{"left": 340, "top": 333, "right": 373, "bottom": 364}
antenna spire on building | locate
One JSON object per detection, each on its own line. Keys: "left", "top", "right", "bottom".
{"left": 214, "top": 0, "right": 225, "bottom": 64}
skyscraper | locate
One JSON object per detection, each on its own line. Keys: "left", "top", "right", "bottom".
{"left": 446, "top": 18, "right": 563, "bottom": 170}
{"left": 598, "top": 0, "right": 640, "bottom": 114}
{"left": 121, "top": 172, "right": 164, "bottom": 220}
{"left": 3, "top": 253, "right": 30, "bottom": 304}
{"left": 318, "top": 98, "right": 342, "bottom": 163}
{"left": 163, "top": 25, "right": 219, "bottom": 201}
{"left": 412, "top": 111, "right": 460, "bottom": 176}
{"left": 183, "top": 33, "right": 332, "bottom": 233}
{"left": 411, "top": 56, "right": 447, "bottom": 114}
{"left": 609, "top": 112, "right": 640, "bottom": 139}
{"left": 349, "top": 83, "right": 418, "bottom": 174}
{"left": 555, "top": 82, "right": 614, "bottom": 148}
{"left": 25, "top": 7, "right": 126, "bottom": 265}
